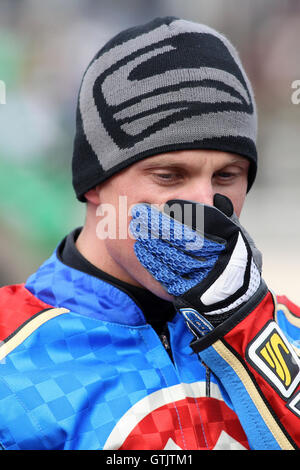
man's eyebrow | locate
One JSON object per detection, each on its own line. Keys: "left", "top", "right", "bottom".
{"left": 140, "top": 159, "right": 186, "bottom": 168}
{"left": 139, "top": 156, "right": 249, "bottom": 169}
{"left": 224, "top": 157, "right": 250, "bottom": 166}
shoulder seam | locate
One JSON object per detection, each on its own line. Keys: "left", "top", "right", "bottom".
{"left": 0, "top": 307, "right": 69, "bottom": 361}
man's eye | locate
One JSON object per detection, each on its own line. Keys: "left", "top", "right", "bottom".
{"left": 216, "top": 172, "right": 236, "bottom": 179}
{"left": 153, "top": 172, "right": 181, "bottom": 182}
{"left": 157, "top": 173, "right": 174, "bottom": 179}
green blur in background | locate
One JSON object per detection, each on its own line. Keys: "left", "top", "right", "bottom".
{"left": 0, "top": 0, "right": 299, "bottom": 302}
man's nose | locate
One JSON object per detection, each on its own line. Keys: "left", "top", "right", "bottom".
{"left": 181, "top": 180, "right": 215, "bottom": 207}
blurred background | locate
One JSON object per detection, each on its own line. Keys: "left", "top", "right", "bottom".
{"left": 0, "top": 0, "right": 299, "bottom": 303}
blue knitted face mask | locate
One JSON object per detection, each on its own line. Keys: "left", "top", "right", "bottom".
{"left": 129, "top": 203, "right": 225, "bottom": 296}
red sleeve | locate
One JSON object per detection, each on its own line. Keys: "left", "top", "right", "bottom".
{"left": 0, "top": 284, "right": 54, "bottom": 341}
{"left": 225, "top": 291, "right": 300, "bottom": 448}
{"left": 193, "top": 287, "right": 300, "bottom": 450}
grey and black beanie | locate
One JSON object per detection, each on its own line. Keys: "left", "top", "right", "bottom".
{"left": 72, "top": 16, "right": 257, "bottom": 201}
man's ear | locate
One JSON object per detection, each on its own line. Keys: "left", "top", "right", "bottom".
{"left": 84, "top": 185, "right": 101, "bottom": 205}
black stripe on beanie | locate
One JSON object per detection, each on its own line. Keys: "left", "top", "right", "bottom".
{"left": 72, "top": 17, "right": 257, "bottom": 201}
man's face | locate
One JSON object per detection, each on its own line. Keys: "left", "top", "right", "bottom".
{"left": 95, "top": 149, "right": 250, "bottom": 299}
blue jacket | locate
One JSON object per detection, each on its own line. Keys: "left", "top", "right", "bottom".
{"left": 0, "top": 248, "right": 299, "bottom": 450}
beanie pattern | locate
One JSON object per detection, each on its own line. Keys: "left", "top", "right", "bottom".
{"left": 73, "top": 17, "right": 257, "bottom": 201}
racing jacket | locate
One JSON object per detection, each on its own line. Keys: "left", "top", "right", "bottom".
{"left": 0, "top": 242, "right": 299, "bottom": 450}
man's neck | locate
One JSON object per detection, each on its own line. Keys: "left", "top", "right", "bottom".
{"left": 57, "top": 228, "right": 176, "bottom": 337}
{"left": 76, "top": 224, "right": 144, "bottom": 289}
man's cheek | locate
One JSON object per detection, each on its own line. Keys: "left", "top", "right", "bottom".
{"left": 224, "top": 189, "right": 247, "bottom": 218}
{"left": 233, "top": 196, "right": 246, "bottom": 218}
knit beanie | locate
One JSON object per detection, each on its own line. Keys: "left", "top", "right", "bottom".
{"left": 72, "top": 16, "right": 257, "bottom": 202}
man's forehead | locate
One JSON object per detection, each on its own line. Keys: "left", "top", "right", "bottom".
{"left": 136, "top": 150, "right": 249, "bottom": 168}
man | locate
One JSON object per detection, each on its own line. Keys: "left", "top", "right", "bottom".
{"left": 0, "top": 17, "right": 299, "bottom": 450}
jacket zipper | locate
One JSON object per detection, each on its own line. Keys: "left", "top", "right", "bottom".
{"left": 159, "top": 328, "right": 211, "bottom": 397}
{"left": 201, "top": 360, "right": 211, "bottom": 397}
{"left": 159, "top": 327, "right": 174, "bottom": 363}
